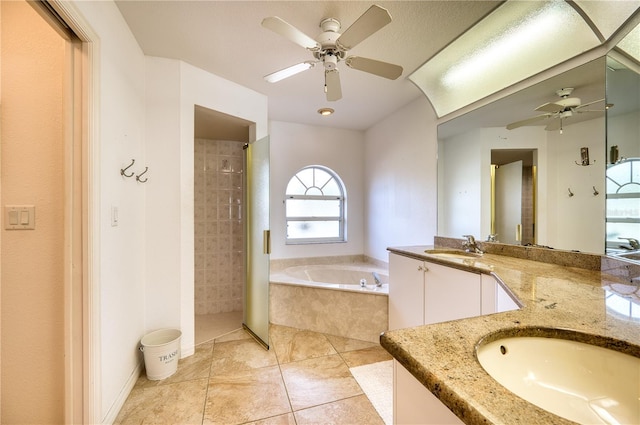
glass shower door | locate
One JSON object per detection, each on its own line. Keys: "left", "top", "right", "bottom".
{"left": 244, "top": 136, "right": 270, "bottom": 348}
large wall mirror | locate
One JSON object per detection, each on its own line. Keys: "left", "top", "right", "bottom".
{"left": 438, "top": 19, "right": 640, "bottom": 257}
{"left": 438, "top": 57, "right": 607, "bottom": 254}
{"left": 605, "top": 32, "right": 640, "bottom": 258}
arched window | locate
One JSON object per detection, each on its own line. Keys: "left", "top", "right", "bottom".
{"left": 285, "top": 166, "right": 346, "bottom": 244}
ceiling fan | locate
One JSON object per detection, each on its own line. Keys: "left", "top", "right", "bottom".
{"left": 506, "top": 88, "right": 605, "bottom": 132}
{"left": 261, "top": 4, "right": 403, "bottom": 101}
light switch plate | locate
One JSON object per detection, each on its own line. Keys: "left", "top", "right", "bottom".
{"left": 4, "top": 205, "right": 35, "bottom": 230}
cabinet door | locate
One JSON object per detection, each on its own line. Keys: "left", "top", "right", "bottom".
{"left": 394, "top": 360, "right": 463, "bottom": 424}
{"left": 389, "top": 254, "right": 425, "bottom": 330}
{"left": 481, "top": 274, "right": 519, "bottom": 315}
{"left": 424, "top": 262, "right": 481, "bottom": 324}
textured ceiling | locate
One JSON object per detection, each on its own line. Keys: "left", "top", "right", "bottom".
{"left": 115, "top": 1, "right": 501, "bottom": 131}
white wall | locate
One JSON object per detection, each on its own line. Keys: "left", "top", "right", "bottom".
{"left": 269, "top": 121, "right": 365, "bottom": 259}
{"left": 145, "top": 57, "right": 268, "bottom": 357}
{"left": 67, "top": 3, "right": 269, "bottom": 422}
{"left": 438, "top": 130, "right": 484, "bottom": 238}
{"left": 547, "top": 117, "right": 605, "bottom": 253}
{"left": 364, "top": 97, "right": 438, "bottom": 262}
{"left": 609, "top": 110, "right": 640, "bottom": 159}
{"left": 70, "top": 1, "right": 147, "bottom": 421}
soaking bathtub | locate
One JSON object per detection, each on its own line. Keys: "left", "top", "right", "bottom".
{"left": 269, "top": 260, "right": 389, "bottom": 343}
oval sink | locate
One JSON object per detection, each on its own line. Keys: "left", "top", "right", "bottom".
{"left": 476, "top": 334, "right": 640, "bottom": 424}
{"left": 424, "top": 249, "right": 482, "bottom": 259}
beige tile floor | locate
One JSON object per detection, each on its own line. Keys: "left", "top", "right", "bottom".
{"left": 115, "top": 324, "right": 393, "bottom": 425}
{"left": 195, "top": 311, "right": 243, "bottom": 345}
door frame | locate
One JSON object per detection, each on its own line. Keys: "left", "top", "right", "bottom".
{"left": 45, "top": 1, "right": 100, "bottom": 423}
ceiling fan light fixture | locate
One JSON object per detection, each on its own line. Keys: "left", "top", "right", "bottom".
{"left": 318, "top": 108, "right": 334, "bottom": 116}
{"left": 264, "top": 62, "right": 314, "bottom": 83}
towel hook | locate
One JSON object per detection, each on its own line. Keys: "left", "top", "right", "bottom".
{"left": 568, "top": 188, "right": 574, "bottom": 197}
{"left": 120, "top": 159, "right": 135, "bottom": 178}
{"left": 593, "top": 186, "right": 599, "bottom": 196}
{"left": 136, "top": 166, "right": 149, "bottom": 183}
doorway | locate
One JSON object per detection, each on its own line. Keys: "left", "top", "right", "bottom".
{"left": 193, "top": 106, "right": 251, "bottom": 344}
{"left": 491, "top": 149, "right": 537, "bottom": 245}
{"left": 1, "top": 0, "right": 88, "bottom": 422}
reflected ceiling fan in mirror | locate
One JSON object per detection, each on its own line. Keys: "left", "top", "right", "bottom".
{"left": 261, "top": 4, "right": 403, "bottom": 101}
{"left": 506, "top": 88, "right": 606, "bottom": 133}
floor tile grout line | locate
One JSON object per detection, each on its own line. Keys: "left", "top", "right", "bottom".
{"left": 275, "top": 355, "right": 297, "bottom": 423}
{"left": 199, "top": 339, "right": 216, "bottom": 425}
{"left": 118, "top": 325, "right": 389, "bottom": 424}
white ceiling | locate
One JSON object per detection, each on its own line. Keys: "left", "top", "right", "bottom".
{"left": 114, "top": 1, "right": 501, "bottom": 131}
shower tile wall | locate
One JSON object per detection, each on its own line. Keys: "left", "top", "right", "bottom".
{"left": 521, "top": 166, "right": 534, "bottom": 245}
{"left": 194, "top": 138, "right": 244, "bottom": 315}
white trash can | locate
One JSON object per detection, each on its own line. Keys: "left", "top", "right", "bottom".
{"left": 140, "top": 329, "right": 182, "bottom": 380}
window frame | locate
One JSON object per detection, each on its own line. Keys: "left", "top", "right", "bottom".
{"left": 285, "top": 166, "right": 346, "bottom": 244}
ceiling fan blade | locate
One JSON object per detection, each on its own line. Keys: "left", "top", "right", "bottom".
{"left": 506, "top": 114, "right": 550, "bottom": 130}
{"left": 325, "top": 69, "right": 342, "bottom": 101}
{"left": 262, "top": 17, "right": 320, "bottom": 51}
{"left": 336, "top": 5, "right": 392, "bottom": 50}
{"left": 264, "top": 62, "right": 315, "bottom": 83}
{"left": 575, "top": 98, "right": 605, "bottom": 110}
{"left": 345, "top": 56, "right": 403, "bottom": 80}
{"left": 536, "top": 102, "right": 564, "bottom": 113}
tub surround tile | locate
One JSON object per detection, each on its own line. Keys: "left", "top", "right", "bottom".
{"left": 270, "top": 255, "right": 368, "bottom": 272}
{"left": 114, "top": 378, "right": 208, "bottom": 424}
{"left": 382, "top": 245, "right": 640, "bottom": 425}
{"left": 293, "top": 395, "right": 385, "bottom": 425}
{"left": 270, "top": 282, "right": 388, "bottom": 343}
{"left": 204, "top": 365, "right": 291, "bottom": 425}
{"left": 280, "top": 354, "right": 363, "bottom": 411}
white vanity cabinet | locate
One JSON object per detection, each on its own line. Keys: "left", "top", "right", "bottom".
{"left": 389, "top": 253, "right": 481, "bottom": 330}
{"left": 389, "top": 251, "right": 519, "bottom": 424}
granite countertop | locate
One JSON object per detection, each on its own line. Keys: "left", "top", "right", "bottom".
{"left": 380, "top": 245, "right": 640, "bottom": 425}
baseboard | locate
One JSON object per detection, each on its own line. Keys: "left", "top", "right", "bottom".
{"left": 101, "top": 361, "right": 143, "bottom": 424}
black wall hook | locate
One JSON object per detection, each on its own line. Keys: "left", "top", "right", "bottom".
{"left": 121, "top": 159, "right": 135, "bottom": 178}
{"left": 136, "top": 167, "right": 149, "bottom": 183}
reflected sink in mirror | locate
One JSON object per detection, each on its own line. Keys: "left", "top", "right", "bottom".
{"left": 476, "top": 332, "right": 640, "bottom": 424}
{"left": 424, "top": 249, "right": 483, "bottom": 259}
{"left": 616, "top": 251, "right": 640, "bottom": 262}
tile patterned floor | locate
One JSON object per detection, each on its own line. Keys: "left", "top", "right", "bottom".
{"left": 115, "top": 324, "right": 393, "bottom": 425}
{"left": 195, "top": 311, "right": 243, "bottom": 345}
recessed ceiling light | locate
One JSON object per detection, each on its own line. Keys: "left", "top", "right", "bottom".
{"left": 318, "top": 108, "right": 334, "bottom": 116}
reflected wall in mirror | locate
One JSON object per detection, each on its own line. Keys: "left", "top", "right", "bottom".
{"left": 438, "top": 57, "right": 606, "bottom": 254}
{"left": 605, "top": 52, "right": 640, "bottom": 255}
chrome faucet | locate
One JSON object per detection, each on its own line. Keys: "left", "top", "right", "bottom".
{"left": 618, "top": 237, "right": 640, "bottom": 250}
{"left": 372, "top": 272, "right": 382, "bottom": 287}
{"left": 462, "top": 234, "right": 483, "bottom": 254}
